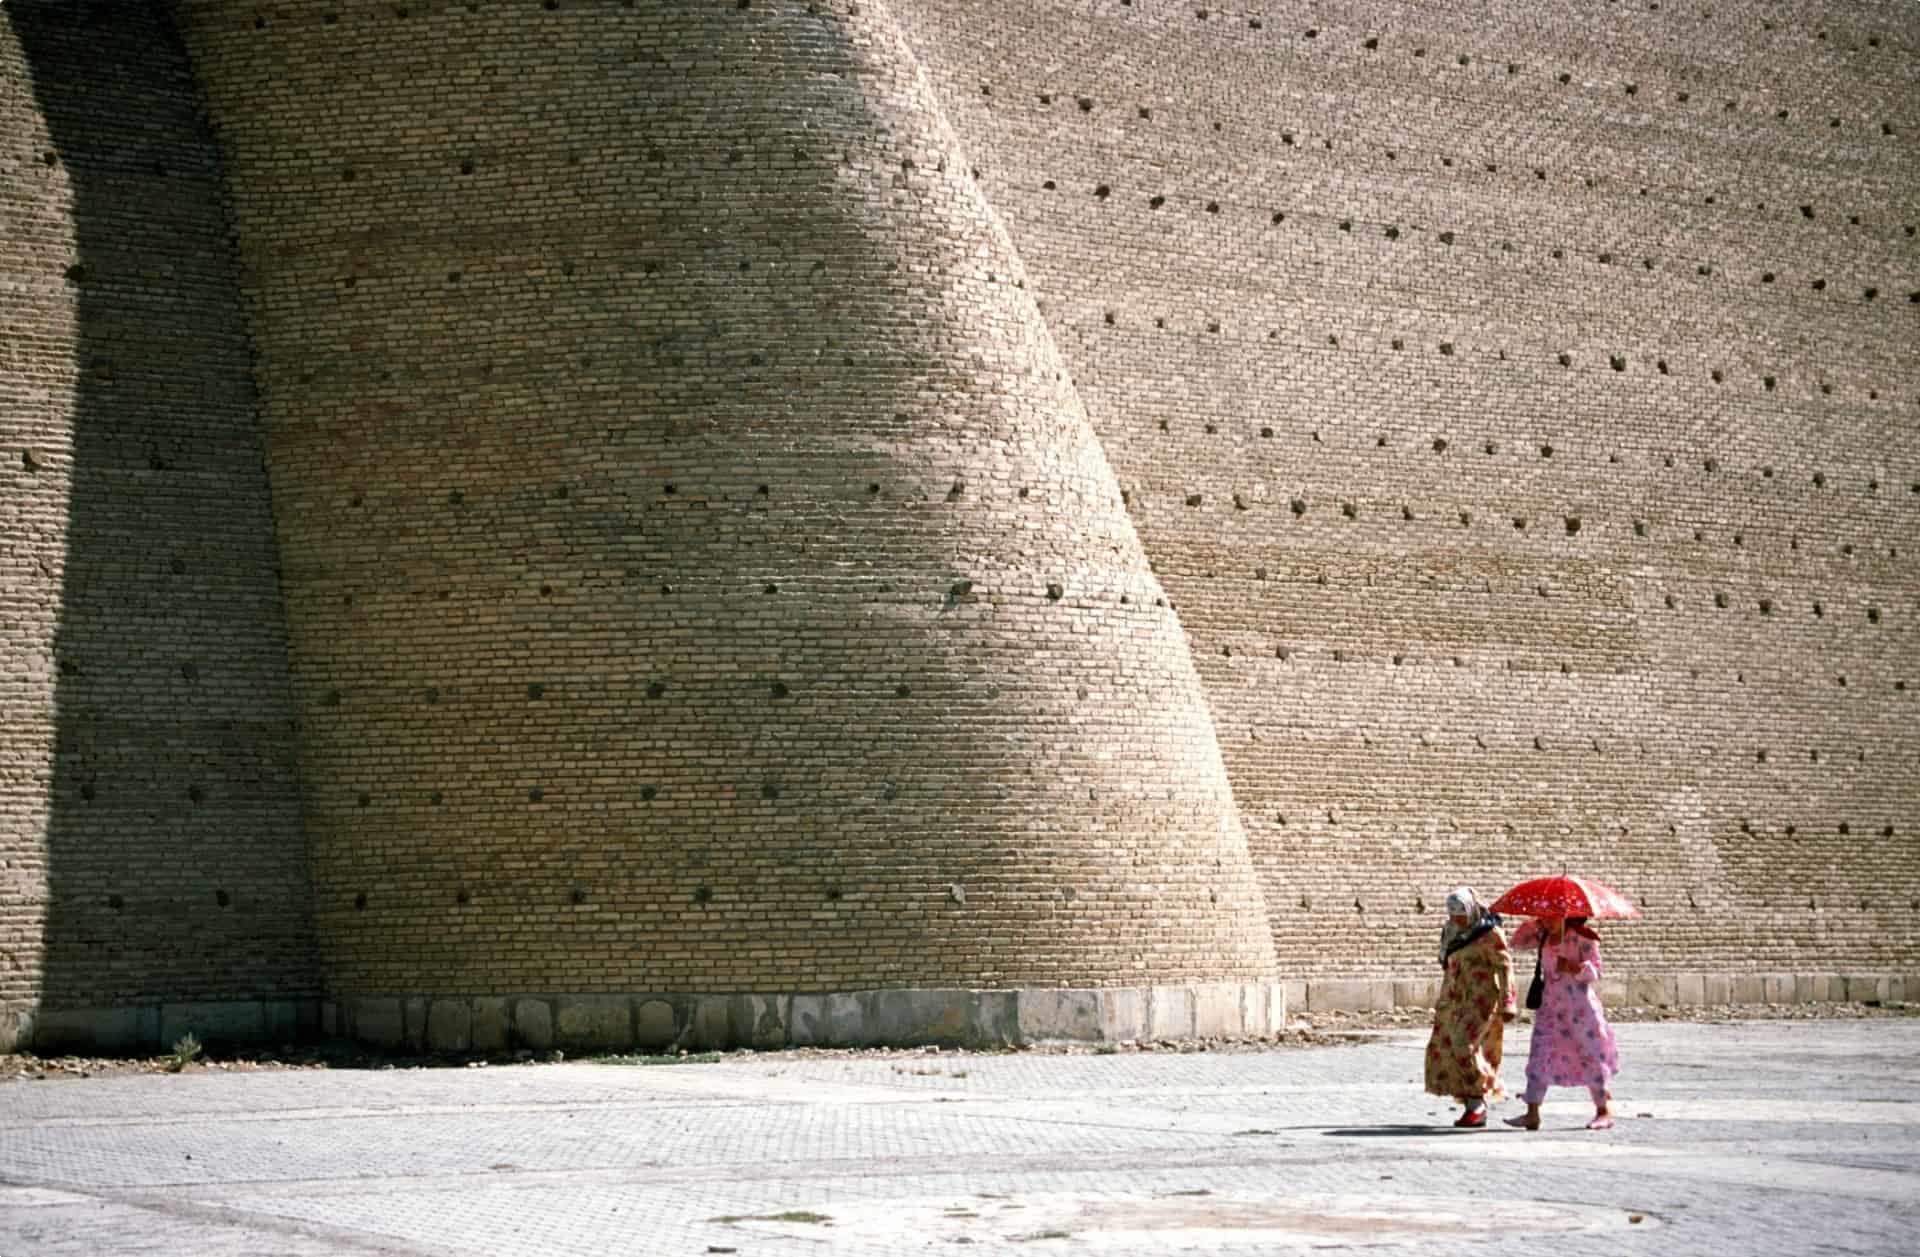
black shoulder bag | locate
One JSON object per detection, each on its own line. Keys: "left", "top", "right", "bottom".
{"left": 1524, "top": 938, "right": 1545, "bottom": 1010}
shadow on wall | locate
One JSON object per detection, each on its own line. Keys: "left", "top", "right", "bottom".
{"left": 5, "top": 1, "right": 317, "bottom": 1052}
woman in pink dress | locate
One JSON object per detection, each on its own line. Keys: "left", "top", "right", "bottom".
{"left": 1505, "top": 915, "right": 1619, "bottom": 1130}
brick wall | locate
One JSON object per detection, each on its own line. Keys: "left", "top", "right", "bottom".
{"left": 172, "top": 0, "right": 1276, "bottom": 997}
{"left": 0, "top": 0, "right": 314, "bottom": 1038}
{"left": 3, "top": 0, "right": 1911, "bottom": 1033}
{"left": 893, "top": 0, "right": 1919, "bottom": 978}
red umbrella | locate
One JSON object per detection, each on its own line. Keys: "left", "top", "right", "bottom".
{"left": 1490, "top": 875, "right": 1640, "bottom": 920}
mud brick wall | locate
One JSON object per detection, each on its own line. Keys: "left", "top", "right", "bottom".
{"left": 894, "top": 0, "right": 1920, "bottom": 978}
{"left": 0, "top": 0, "right": 314, "bottom": 1030}
{"left": 171, "top": 0, "right": 1276, "bottom": 996}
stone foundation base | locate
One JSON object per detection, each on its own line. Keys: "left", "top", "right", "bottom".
{"left": 1290, "top": 971, "right": 1916, "bottom": 1013}
{"left": 4, "top": 998, "right": 321, "bottom": 1055}
{"left": 326, "top": 983, "right": 1291, "bottom": 1054}
{"left": 8, "top": 971, "right": 1914, "bottom": 1054}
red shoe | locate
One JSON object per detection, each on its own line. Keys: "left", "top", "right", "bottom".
{"left": 1454, "top": 1109, "right": 1487, "bottom": 1128}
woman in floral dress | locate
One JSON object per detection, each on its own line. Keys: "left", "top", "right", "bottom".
{"left": 1423, "top": 887, "right": 1516, "bottom": 1127}
{"left": 1505, "top": 915, "right": 1619, "bottom": 1130}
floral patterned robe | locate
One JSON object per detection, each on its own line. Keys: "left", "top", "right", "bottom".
{"left": 1511, "top": 919, "right": 1620, "bottom": 1100}
{"left": 1424, "top": 926, "right": 1516, "bottom": 1099}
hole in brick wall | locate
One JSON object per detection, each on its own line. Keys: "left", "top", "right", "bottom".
{"left": 1260, "top": 426, "right": 1274, "bottom": 438}
{"left": 762, "top": 783, "right": 780, "bottom": 800}
{"left": 647, "top": 680, "right": 667, "bottom": 698}
{"left": 1439, "top": 342, "right": 1454, "bottom": 355}
{"left": 1341, "top": 501, "right": 1358, "bottom": 518}
{"left": 1439, "top": 231, "right": 1455, "bottom": 245}
{"left": 1565, "top": 516, "right": 1581, "bottom": 535}
{"left": 1093, "top": 184, "right": 1110, "bottom": 199}
{"left": 1761, "top": 272, "right": 1775, "bottom": 283}
{"left": 1186, "top": 493, "right": 1203, "bottom": 506}
{"left": 1078, "top": 97, "right": 1094, "bottom": 111}
{"left": 1610, "top": 355, "right": 1626, "bottom": 371}
{"left": 1290, "top": 499, "right": 1307, "bottom": 516}
{"left": 693, "top": 885, "right": 712, "bottom": 905}
{"left": 1513, "top": 516, "right": 1527, "bottom": 530}
{"left": 1459, "top": 511, "right": 1472, "bottom": 526}
{"left": 1540, "top": 443, "right": 1554, "bottom": 458}
{"left": 1711, "top": 369, "right": 1723, "bottom": 383}
{"left": 1558, "top": 351, "right": 1572, "bottom": 366}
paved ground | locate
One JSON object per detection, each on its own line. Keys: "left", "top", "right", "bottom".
{"left": 2, "top": 1018, "right": 1916, "bottom": 1255}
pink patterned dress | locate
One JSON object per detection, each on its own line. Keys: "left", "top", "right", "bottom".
{"left": 1512, "top": 920, "right": 1620, "bottom": 1103}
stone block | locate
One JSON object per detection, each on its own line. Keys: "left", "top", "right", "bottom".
{"left": 321, "top": 1001, "right": 341, "bottom": 1039}
{"left": 0, "top": 1002, "right": 35, "bottom": 1054}
{"left": 1626, "top": 975, "right": 1676, "bottom": 1008}
{"left": 1306, "top": 978, "right": 1388, "bottom": 1012}
{"left": 160, "top": 1001, "right": 265, "bottom": 1048}
{"left": 1794, "top": 974, "right": 1819, "bottom": 1004}
{"left": 426, "top": 999, "right": 471, "bottom": 1053}
{"left": 1391, "top": 978, "right": 1439, "bottom": 1009}
{"left": 1729, "top": 975, "right": 1766, "bottom": 1005}
{"left": 1676, "top": 973, "right": 1706, "bottom": 1006}
{"left": 968, "top": 991, "right": 1019, "bottom": 1048}
{"left": 1146, "top": 986, "right": 1195, "bottom": 1040}
{"left": 1264, "top": 983, "right": 1289, "bottom": 1032}
{"left": 789, "top": 992, "right": 866, "bottom": 1048}
{"left": 555, "top": 996, "right": 632, "bottom": 1051}
{"left": 1192, "top": 984, "right": 1243, "bottom": 1038}
{"left": 513, "top": 998, "right": 554, "bottom": 1050}
{"left": 1703, "top": 974, "right": 1732, "bottom": 1005}
{"left": 471, "top": 998, "right": 510, "bottom": 1053}
{"left": 1280, "top": 981, "right": 1307, "bottom": 1019}
{"left": 871, "top": 989, "right": 972, "bottom": 1046}
{"left": 33, "top": 1006, "right": 159, "bottom": 1055}
{"left": 403, "top": 997, "right": 430, "bottom": 1051}
{"left": 1843, "top": 974, "right": 1888, "bottom": 1003}
{"left": 1761, "top": 974, "right": 1794, "bottom": 1004}
{"left": 732, "top": 994, "right": 791, "bottom": 1050}
{"left": 354, "top": 997, "right": 404, "bottom": 1050}
{"left": 1597, "top": 978, "right": 1628, "bottom": 1008}
{"left": 1017, "top": 988, "right": 1101, "bottom": 1042}
{"left": 1096, "top": 987, "right": 1148, "bottom": 1041}
{"left": 686, "top": 995, "right": 733, "bottom": 1051}
{"left": 635, "top": 999, "right": 677, "bottom": 1050}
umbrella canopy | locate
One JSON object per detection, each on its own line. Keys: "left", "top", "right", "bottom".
{"left": 1489, "top": 875, "right": 1640, "bottom": 920}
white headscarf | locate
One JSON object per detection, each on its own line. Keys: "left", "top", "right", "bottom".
{"left": 1438, "top": 886, "right": 1485, "bottom": 966}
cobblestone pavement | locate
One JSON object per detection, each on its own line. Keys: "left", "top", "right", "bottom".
{"left": 2, "top": 1019, "right": 1915, "bottom": 1255}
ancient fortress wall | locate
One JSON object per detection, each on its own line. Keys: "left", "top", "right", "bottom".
{"left": 893, "top": 0, "right": 1920, "bottom": 985}
{"left": 1, "top": 2, "right": 315, "bottom": 1051}
{"left": 157, "top": 0, "right": 1279, "bottom": 1048}
{"left": 0, "top": 0, "right": 1913, "bottom": 1052}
